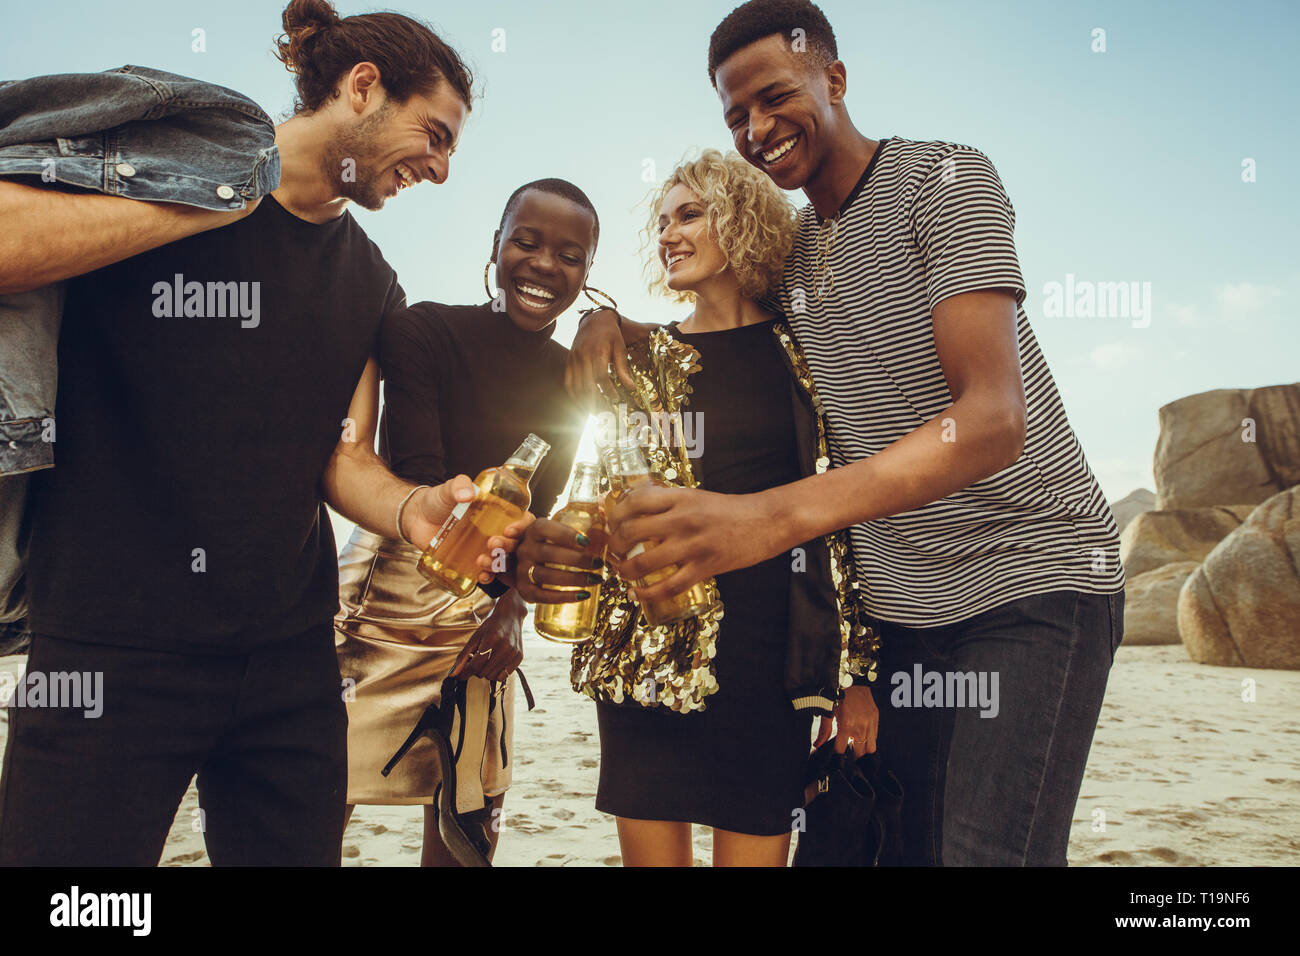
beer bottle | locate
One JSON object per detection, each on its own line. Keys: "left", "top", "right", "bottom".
{"left": 597, "top": 440, "right": 625, "bottom": 504}
{"left": 417, "top": 433, "right": 550, "bottom": 597}
{"left": 534, "top": 462, "right": 607, "bottom": 643}
{"left": 609, "top": 437, "right": 718, "bottom": 627}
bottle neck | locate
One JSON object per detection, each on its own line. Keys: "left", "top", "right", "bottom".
{"left": 613, "top": 441, "right": 649, "bottom": 482}
{"left": 568, "top": 463, "right": 602, "bottom": 504}
{"left": 503, "top": 462, "right": 537, "bottom": 485}
{"left": 504, "top": 433, "right": 551, "bottom": 485}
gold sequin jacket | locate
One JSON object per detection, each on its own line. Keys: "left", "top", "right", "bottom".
{"left": 570, "top": 319, "right": 879, "bottom": 716}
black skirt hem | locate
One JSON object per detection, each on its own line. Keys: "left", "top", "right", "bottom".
{"left": 594, "top": 797, "right": 798, "bottom": 838}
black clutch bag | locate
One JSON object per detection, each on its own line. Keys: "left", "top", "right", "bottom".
{"left": 793, "top": 742, "right": 904, "bottom": 867}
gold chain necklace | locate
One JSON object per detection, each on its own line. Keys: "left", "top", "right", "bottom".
{"left": 812, "top": 214, "right": 840, "bottom": 302}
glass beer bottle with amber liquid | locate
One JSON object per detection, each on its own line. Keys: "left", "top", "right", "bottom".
{"left": 610, "top": 437, "right": 718, "bottom": 627}
{"left": 534, "top": 462, "right": 608, "bottom": 643}
{"left": 597, "top": 440, "right": 625, "bottom": 504}
{"left": 417, "top": 433, "right": 551, "bottom": 597}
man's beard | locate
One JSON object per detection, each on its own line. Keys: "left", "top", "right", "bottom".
{"left": 327, "top": 105, "right": 397, "bottom": 211}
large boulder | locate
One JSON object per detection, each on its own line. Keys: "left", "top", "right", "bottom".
{"left": 1153, "top": 383, "right": 1300, "bottom": 510}
{"left": 1110, "top": 488, "right": 1156, "bottom": 534}
{"left": 1122, "top": 561, "right": 1199, "bottom": 645}
{"left": 1119, "top": 506, "right": 1255, "bottom": 578}
{"left": 1178, "top": 486, "right": 1300, "bottom": 669}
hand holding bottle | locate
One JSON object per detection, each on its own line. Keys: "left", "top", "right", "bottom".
{"left": 399, "top": 475, "right": 478, "bottom": 557}
{"left": 417, "top": 434, "right": 551, "bottom": 596}
{"left": 608, "top": 482, "right": 768, "bottom": 609}
{"left": 407, "top": 476, "right": 523, "bottom": 586}
{"left": 603, "top": 439, "right": 718, "bottom": 627}
{"left": 514, "top": 518, "right": 606, "bottom": 605}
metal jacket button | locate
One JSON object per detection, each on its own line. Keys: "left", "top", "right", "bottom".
{"left": 115, "top": 162, "right": 136, "bottom": 177}
{"left": 216, "top": 185, "right": 236, "bottom": 199}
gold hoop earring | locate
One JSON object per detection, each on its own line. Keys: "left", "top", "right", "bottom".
{"left": 582, "top": 286, "right": 618, "bottom": 311}
{"left": 484, "top": 261, "right": 499, "bottom": 302}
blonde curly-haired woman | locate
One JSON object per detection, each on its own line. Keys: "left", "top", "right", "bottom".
{"left": 514, "top": 149, "right": 880, "bottom": 866}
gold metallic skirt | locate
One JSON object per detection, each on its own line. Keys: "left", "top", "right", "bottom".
{"left": 334, "top": 527, "right": 514, "bottom": 810}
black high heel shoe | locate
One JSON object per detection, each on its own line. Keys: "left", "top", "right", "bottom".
{"left": 382, "top": 671, "right": 536, "bottom": 867}
{"left": 382, "top": 676, "right": 490, "bottom": 866}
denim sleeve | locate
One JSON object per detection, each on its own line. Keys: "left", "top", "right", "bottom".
{"left": 0, "top": 65, "right": 279, "bottom": 211}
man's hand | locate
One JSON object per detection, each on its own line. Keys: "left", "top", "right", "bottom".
{"left": 400, "top": 475, "right": 478, "bottom": 552}
{"left": 608, "top": 484, "right": 784, "bottom": 604}
{"left": 814, "top": 685, "right": 879, "bottom": 755}
{"left": 513, "top": 517, "right": 606, "bottom": 604}
{"left": 564, "top": 308, "right": 656, "bottom": 404}
{"left": 451, "top": 590, "right": 525, "bottom": 682}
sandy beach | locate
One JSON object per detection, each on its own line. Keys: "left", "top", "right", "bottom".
{"left": 2, "top": 623, "right": 1297, "bottom": 867}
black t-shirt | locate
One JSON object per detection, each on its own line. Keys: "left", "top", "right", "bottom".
{"left": 378, "top": 302, "right": 583, "bottom": 523}
{"left": 27, "top": 195, "right": 404, "bottom": 651}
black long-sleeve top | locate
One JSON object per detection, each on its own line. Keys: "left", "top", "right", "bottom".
{"left": 377, "top": 301, "right": 584, "bottom": 522}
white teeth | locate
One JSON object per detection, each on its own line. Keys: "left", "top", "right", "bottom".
{"left": 762, "top": 136, "right": 798, "bottom": 163}
{"left": 667, "top": 253, "right": 692, "bottom": 268}
{"left": 517, "top": 282, "right": 555, "bottom": 302}
{"left": 396, "top": 164, "right": 417, "bottom": 187}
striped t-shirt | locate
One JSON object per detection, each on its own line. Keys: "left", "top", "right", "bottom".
{"left": 778, "top": 137, "right": 1124, "bottom": 627}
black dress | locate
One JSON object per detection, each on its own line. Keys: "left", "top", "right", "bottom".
{"left": 594, "top": 317, "right": 813, "bottom": 836}
{"left": 378, "top": 301, "right": 583, "bottom": 519}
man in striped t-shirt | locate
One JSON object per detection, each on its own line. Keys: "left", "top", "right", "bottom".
{"left": 570, "top": 0, "right": 1124, "bottom": 866}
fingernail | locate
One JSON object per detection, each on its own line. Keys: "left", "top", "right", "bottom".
{"left": 586, "top": 572, "right": 603, "bottom": 584}
{"left": 575, "top": 533, "right": 590, "bottom": 548}
{"left": 591, "top": 557, "right": 605, "bottom": 570}
{"left": 576, "top": 590, "right": 591, "bottom": 600}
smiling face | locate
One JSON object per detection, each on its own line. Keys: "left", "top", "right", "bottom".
{"left": 657, "top": 183, "right": 730, "bottom": 296}
{"left": 492, "top": 190, "right": 597, "bottom": 333}
{"left": 332, "top": 82, "right": 468, "bottom": 210}
{"left": 714, "top": 34, "right": 843, "bottom": 192}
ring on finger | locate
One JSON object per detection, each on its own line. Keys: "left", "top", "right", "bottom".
{"left": 534, "top": 562, "right": 600, "bottom": 593}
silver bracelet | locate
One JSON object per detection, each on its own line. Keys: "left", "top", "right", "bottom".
{"left": 395, "top": 485, "right": 430, "bottom": 547}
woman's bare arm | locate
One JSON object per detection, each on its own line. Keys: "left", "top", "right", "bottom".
{"left": 564, "top": 307, "right": 655, "bottom": 402}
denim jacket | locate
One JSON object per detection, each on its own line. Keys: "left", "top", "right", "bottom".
{"left": 0, "top": 65, "right": 280, "bottom": 647}
{"left": 0, "top": 64, "right": 281, "bottom": 476}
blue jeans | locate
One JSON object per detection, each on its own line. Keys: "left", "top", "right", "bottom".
{"left": 870, "top": 589, "right": 1123, "bottom": 866}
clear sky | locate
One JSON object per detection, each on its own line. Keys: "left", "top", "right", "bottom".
{"left": 4, "top": 0, "right": 1297, "bottom": 507}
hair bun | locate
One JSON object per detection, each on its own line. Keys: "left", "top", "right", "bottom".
{"left": 277, "top": 0, "right": 341, "bottom": 74}
{"left": 273, "top": 0, "right": 474, "bottom": 116}
{"left": 283, "top": 0, "right": 340, "bottom": 32}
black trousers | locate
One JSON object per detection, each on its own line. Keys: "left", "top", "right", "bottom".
{"left": 0, "top": 622, "right": 347, "bottom": 866}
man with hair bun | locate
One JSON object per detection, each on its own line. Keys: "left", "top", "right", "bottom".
{"left": 572, "top": 0, "right": 1124, "bottom": 867}
{"left": 0, "top": 0, "right": 488, "bottom": 866}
